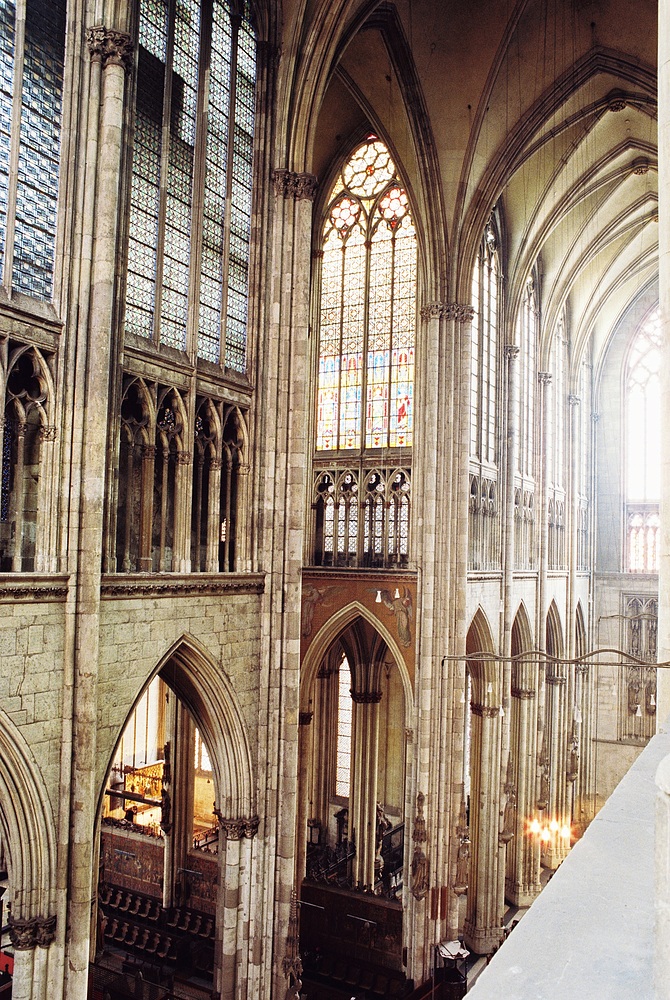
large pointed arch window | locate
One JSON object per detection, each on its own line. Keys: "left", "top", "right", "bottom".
{"left": 625, "top": 306, "right": 660, "bottom": 573}
{"left": 125, "top": 0, "right": 256, "bottom": 372}
{"left": 316, "top": 138, "right": 416, "bottom": 453}
{"left": 311, "top": 138, "right": 416, "bottom": 568}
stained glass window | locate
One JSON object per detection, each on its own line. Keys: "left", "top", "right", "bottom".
{"left": 517, "top": 275, "right": 537, "bottom": 477}
{"left": 127, "top": 0, "right": 256, "bottom": 371}
{"left": 470, "top": 223, "right": 499, "bottom": 463}
{"left": 316, "top": 138, "right": 416, "bottom": 452}
{"left": 0, "top": 0, "right": 66, "bottom": 301}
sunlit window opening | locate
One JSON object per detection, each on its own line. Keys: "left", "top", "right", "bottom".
{"left": 626, "top": 307, "right": 660, "bottom": 572}
{"left": 335, "top": 656, "right": 352, "bottom": 798}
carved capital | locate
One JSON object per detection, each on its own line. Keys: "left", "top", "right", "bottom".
{"left": 511, "top": 687, "right": 535, "bottom": 699}
{"left": 538, "top": 371, "right": 552, "bottom": 386}
{"left": 214, "top": 810, "right": 259, "bottom": 840}
{"left": 546, "top": 674, "right": 567, "bottom": 686}
{"left": 444, "top": 303, "right": 475, "bottom": 323}
{"left": 39, "top": 424, "right": 57, "bottom": 442}
{"left": 142, "top": 444, "right": 157, "bottom": 460}
{"left": 209, "top": 458, "right": 222, "bottom": 471}
{"left": 420, "top": 302, "right": 445, "bottom": 321}
{"left": 298, "top": 711, "right": 313, "bottom": 726}
{"left": 272, "top": 169, "right": 318, "bottom": 201}
{"left": 504, "top": 344, "right": 520, "bottom": 361}
{"left": 350, "top": 690, "right": 383, "bottom": 704}
{"left": 470, "top": 703, "right": 501, "bottom": 717}
{"left": 176, "top": 450, "right": 192, "bottom": 466}
{"left": 568, "top": 394, "right": 581, "bottom": 407}
{"left": 8, "top": 914, "right": 56, "bottom": 950}
{"left": 34, "top": 914, "right": 57, "bottom": 947}
{"left": 86, "top": 25, "right": 133, "bottom": 70}
{"left": 9, "top": 917, "right": 36, "bottom": 950}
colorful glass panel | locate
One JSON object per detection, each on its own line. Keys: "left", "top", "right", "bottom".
{"left": 316, "top": 138, "right": 416, "bottom": 452}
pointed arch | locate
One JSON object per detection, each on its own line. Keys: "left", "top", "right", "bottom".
{"left": 466, "top": 606, "right": 497, "bottom": 704}
{"left": 546, "top": 600, "right": 565, "bottom": 660}
{"left": 0, "top": 710, "right": 56, "bottom": 921}
{"left": 99, "top": 634, "right": 255, "bottom": 822}
{"left": 300, "top": 601, "right": 413, "bottom": 715}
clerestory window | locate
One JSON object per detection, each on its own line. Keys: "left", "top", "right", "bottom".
{"left": 125, "top": 0, "right": 256, "bottom": 372}
{"left": 311, "top": 137, "right": 416, "bottom": 567}
{"left": 0, "top": 0, "right": 66, "bottom": 301}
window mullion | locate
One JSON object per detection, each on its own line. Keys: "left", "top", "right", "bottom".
{"left": 3, "top": 0, "right": 25, "bottom": 294}
{"left": 336, "top": 240, "right": 346, "bottom": 451}
{"left": 386, "top": 231, "right": 396, "bottom": 452}
{"left": 153, "top": 0, "right": 178, "bottom": 346}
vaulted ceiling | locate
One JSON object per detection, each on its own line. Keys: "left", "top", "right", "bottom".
{"left": 278, "top": 0, "right": 658, "bottom": 376}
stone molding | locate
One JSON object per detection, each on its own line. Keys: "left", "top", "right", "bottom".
{"left": 272, "top": 169, "right": 318, "bottom": 201}
{"left": 39, "top": 424, "right": 57, "bottom": 442}
{"left": 419, "top": 301, "right": 445, "bottom": 320}
{"left": 504, "top": 344, "right": 520, "bottom": 361}
{"left": 86, "top": 25, "right": 133, "bottom": 70}
{"left": 9, "top": 914, "right": 57, "bottom": 950}
{"left": 538, "top": 371, "right": 552, "bottom": 385}
{"left": 100, "top": 572, "right": 265, "bottom": 599}
{"left": 214, "top": 810, "right": 259, "bottom": 840}
{"left": 546, "top": 675, "right": 567, "bottom": 686}
{"left": 0, "top": 575, "right": 69, "bottom": 602}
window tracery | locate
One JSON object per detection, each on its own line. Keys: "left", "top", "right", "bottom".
{"left": 125, "top": 0, "right": 256, "bottom": 372}
{"left": 0, "top": 0, "right": 66, "bottom": 300}
{"left": 311, "top": 467, "right": 410, "bottom": 569}
{"left": 0, "top": 342, "right": 54, "bottom": 571}
{"left": 115, "top": 378, "right": 247, "bottom": 573}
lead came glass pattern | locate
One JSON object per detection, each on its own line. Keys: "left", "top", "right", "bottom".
{"left": 225, "top": 14, "right": 255, "bottom": 372}
{"left": 198, "top": 5, "right": 232, "bottom": 363}
{"left": 126, "top": 0, "right": 256, "bottom": 370}
{"left": 316, "top": 137, "right": 417, "bottom": 452}
{"left": 126, "top": 0, "right": 168, "bottom": 337}
{"left": 0, "top": 1, "right": 14, "bottom": 281}
{"left": 159, "top": 0, "right": 201, "bottom": 352}
{"left": 12, "top": 0, "right": 66, "bottom": 300}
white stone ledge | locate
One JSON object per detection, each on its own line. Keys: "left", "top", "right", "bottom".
{"left": 468, "top": 721, "right": 670, "bottom": 1000}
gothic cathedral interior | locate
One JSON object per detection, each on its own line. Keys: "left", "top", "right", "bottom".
{"left": 0, "top": 0, "right": 666, "bottom": 998}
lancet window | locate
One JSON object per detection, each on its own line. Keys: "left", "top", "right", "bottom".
{"left": 311, "top": 137, "right": 415, "bottom": 566}
{"left": 625, "top": 307, "right": 660, "bottom": 573}
{"left": 0, "top": 0, "right": 66, "bottom": 300}
{"left": 517, "top": 274, "right": 537, "bottom": 479}
{"left": 115, "top": 377, "right": 247, "bottom": 573}
{"left": 470, "top": 222, "right": 500, "bottom": 465}
{"left": 125, "top": 0, "right": 256, "bottom": 371}
{"left": 335, "top": 656, "right": 352, "bottom": 799}
{"left": 0, "top": 341, "right": 55, "bottom": 571}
